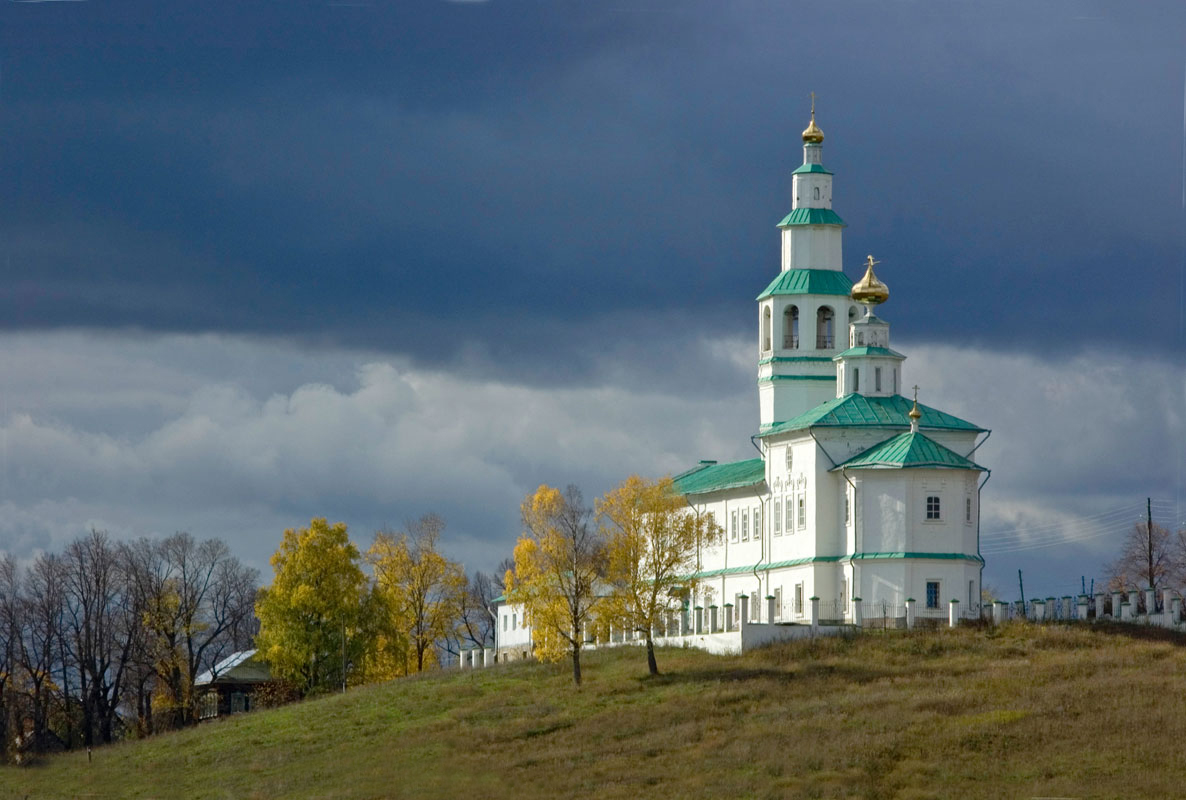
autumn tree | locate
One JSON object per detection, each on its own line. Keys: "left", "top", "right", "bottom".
{"left": 1105, "top": 520, "right": 1186, "bottom": 596}
{"left": 599, "top": 475, "right": 721, "bottom": 675}
{"left": 507, "top": 485, "right": 604, "bottom": 686}
{"left": 368, "top": 514, "right": 466, "bottom": 673}
{"left": 123, "top": 533, "right": 257, "bottom": 728}
{"left": 255, "top": 518, "right": 374, "bottom": 696}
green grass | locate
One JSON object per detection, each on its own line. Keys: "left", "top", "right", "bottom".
{"left": 6, "top": 622, "right": 1186, "bottom": 799}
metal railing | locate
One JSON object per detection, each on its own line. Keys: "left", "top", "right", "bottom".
{"left": 816, "top": 334, "right": 834, "bottom": 349}
{"left": 783, "top": 334, "right": 799, "bottom": 349}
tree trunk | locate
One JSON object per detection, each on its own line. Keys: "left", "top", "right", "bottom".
{"left": 646, "top": 634, "right": 658, "bottom": 676}
{"left": 571, "top": 642, "right": 582, "bottom": 686}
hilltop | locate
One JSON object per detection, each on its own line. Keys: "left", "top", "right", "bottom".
{"left": 4, "top": 623, "right": 1186, "bottom": 799}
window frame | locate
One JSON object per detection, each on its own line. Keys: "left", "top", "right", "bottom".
{"left": 773, "top": 499, "right": 782, "bottom": 535}
{"left": 926, "top": 495, "right": 941, "bottom": 521}
{"left": 926, "top": 581, "right": 941, "bottom": 610}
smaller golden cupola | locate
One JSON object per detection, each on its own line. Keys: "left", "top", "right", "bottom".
{"left": 851, "top": 254, "right": 890, "bottom": 306}
{"left": 802, "top": 96, "right": 824, "bottom": 144}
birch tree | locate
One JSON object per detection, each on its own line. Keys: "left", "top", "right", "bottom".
{"left": 600, "top": 475, "right": 721, "bottom": 676}
{"left": 507, "top": 485, "right": 604, "bottom": 686}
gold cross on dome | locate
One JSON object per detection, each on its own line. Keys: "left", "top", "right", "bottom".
{"left": 912, "top": 385, "right": 920, "bottom": 403}
{"left": 866, "top": 254, "right": 880, "bottom": 270}
{"left": 810, "top": 91, "right": 816, "bottom": 115}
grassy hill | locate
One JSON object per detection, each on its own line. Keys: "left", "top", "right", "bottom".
{"left": 5, "top": 622, "right": 1186, "bottom": 799}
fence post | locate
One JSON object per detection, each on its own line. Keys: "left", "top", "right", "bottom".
{"left": 905, "top": 597, "right": 916, "bottom": 629}
{"left": 724, "top": 603, "right": 734, "bottom": 632}
{"left": 693, "top": 607, "right": 703, "bottom": 635}
{"left": 1032, "top": 599, "right": 1044, "bottom": 622}
{"left": 1120, "top": 600, "right": 1132, "bottom": 621}
{"left": 948, "top": 599, "right": 959, "bottom": 627}
{"left": 709, "top": 605, "right": 718, "bottom": 633}
{"left": 1094, "top": 592, "right": 1106, "bottom": 620}
{"left": 853, "top": 597, "right": 863, "bottom": 628}
{"left": 1163, "top": 589, "right": 1174, "bottom": 622}
{"left": 767, "top": 595, "right": 776, "bottom": 624}
{"left": 1146, "top": 587, "right": 1156, "bottom": 618}
{"left": 1077, "top": 595, "right": 1089, "bottom": 621}
{"left": 993, "top": 600, "right": 1006, "bottom": 625}
{"left": 1172, "top": 597, "right": 1182, "bottom": 626}
{"left": 810, "top": 596, "right": 820, "bottom": 632}
{"left": 738, "top": 595, "right": 749, "bottom": 627}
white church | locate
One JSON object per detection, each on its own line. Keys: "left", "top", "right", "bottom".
{"left": 673, "top": 107, "right": 989, "bottom": 630}
{"left": 485, "top": 108, "right": 990, "bottom": 663}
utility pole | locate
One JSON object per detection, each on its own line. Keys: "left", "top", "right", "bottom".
{"left": 1147, "top": 496, "right": 1155, "bottom": 590}
{"left": 1018, "top": 569, "right": 1026, "bottom": 615}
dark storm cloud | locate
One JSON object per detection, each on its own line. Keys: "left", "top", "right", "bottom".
{"left": 0, "top": 0, "right": 1183, "bottom": 384}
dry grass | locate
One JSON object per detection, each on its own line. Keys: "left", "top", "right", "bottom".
{"left": 4, "top": 622, "right": 1186, "bottom": 798}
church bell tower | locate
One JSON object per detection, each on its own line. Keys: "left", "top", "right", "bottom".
{"left": 757, "top": 99, "right": 857, "bottom": 430}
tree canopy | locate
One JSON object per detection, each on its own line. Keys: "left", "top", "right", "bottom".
{"left": 599, "top": 475, "right": 721, "bottom": 675}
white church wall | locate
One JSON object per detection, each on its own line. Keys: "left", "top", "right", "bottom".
{"left": 782, "top": 226, "right": 843, "bottom": 271}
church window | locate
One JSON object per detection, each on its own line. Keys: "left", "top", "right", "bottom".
{"left": 785, "top": 446, "right": 793, "bottom": 472}
{"left": 797, "top": 495, "right": 806, "bottom": 528}
{"left": 875, "top": 367, "right": 882, "bottom": 392}
{"left": 849, "top": 305, "right": 859, "bottom": 323}
{"left": 893, "top": 369, "right": 898, "bottom": 395}
{"left": 503, "top": 615, "right": 508, "bottom": 632}
{"left": 774, "top": 500, "right": 782, "bottom": 534}
{"left": 926, "top": 495, "right": 941, "bottom": 520}
{"left": 966, "top": 497, "right": 972, "bottom": 523}
{"left": 844, "top": 493, "right": 850, "bottom": 524}
{"left": 754, "top": 506, "right": 762, "bottom": 539}
{"left": 813, "top": 186, "right": 820, "bottom": 201}
{"left": 784, "top": 496, "right": 793, "bottom": 532}
{"left": 741, "top": 509, "right": 749, "bottom": 541}
{"left": 926, "top": 581, "right": 940, "bottom": 609}
{"left": 816, "top": 307, "right": 835, "bottom": 349}
{"left": 512, "top": 613, "right": 517, "bottom": 629}
{"left": 853, "top": 368, "right": 860, "bottom": 392}
{"left": 731, "top": 511, "right": 738, "bottom": 543}
{"left": 784, "top": 306, "right": 799, "bottom": 349}
{"left": 762, "top": 306, "right": 772, "bottom": 352}
{"left": 795, "top": 584, "right": 804, "bottom": 615}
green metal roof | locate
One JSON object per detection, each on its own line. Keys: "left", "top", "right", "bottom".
{"left": 756, "top": 268, "right": 853, "bottom": 299}
{"left": 760, "top": 393, "right": 986, "bottom": 437}
{"left": 791, "top": 163, "right": 832, "bottom": 175}
{"left": 777, "top": 207, "right": 846, "bottom": 227}
{"left": 833, "top": 431, "right": 985, "bottom": 471}
{"left": 833, "top": 345, "right": 906, "bottom": 360}
{"left": 757, "top": 356, "right": 833, "bottom": 365}
{"left": 674, "top": 458, "right": 765, "bottom": 496}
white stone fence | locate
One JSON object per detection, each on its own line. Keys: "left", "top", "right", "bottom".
{"left": 983, "top": 587, "right": 1184, "bottom": 627}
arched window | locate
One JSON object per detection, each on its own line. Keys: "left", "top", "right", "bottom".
{"left": 853, "top": 367, "right": 860, "bottom": 392}
{"left": 784, "top": 306, "right": 799, "bottom": 349}
{"left": 813, "top": 186, "right": 820, "bottom": 201}
{"left": 762, "top": 306, "right": 772, "bottom": 352}
{"left": 816, "top": 306, "right": 835, "bottom": 349}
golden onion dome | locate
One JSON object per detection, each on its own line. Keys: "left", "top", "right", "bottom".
{"left": 802, "top": 112, "right": 824, "bottom": 144}
{"left": 851, "top": 254, "right": 889, "bottom": 306}
{"left": 908, "top": 398, "right": 922, "bottom": 421}
{"left": 802, "top": 92, "right": 824, "bottom": 143}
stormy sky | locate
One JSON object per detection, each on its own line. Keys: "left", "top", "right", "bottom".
{"left": 0, "top": 0, "right": 1183, "bottom": 597}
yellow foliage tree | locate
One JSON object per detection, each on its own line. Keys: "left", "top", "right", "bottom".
{"left": 368, "top": 514, "right": 467, "bottom": 673}
{"left": 599, "top": 475, "right": 722, "bottom": 675}
{"left": 255, "top": 518, "right": 387, "bottom": 695}
{"left": 507, "top": 485, "right": 604, "bottom": 686}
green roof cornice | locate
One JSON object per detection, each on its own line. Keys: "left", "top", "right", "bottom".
{"left": 674, "top": 458, "right": 765, "bottom": 496}
{"left": 759, "top": 393, "right": 986, "bottom": 437}
{"left": 833, "top": 345, "right": 907, "bottom": 360}
{"left": 681, "top": 551, "right": 982, "bottom": 580}
{"left": 757, "top": 356, "right": 833, "bottom": 365}
{"left": 791, "top": 163, "right": 832, "bottom": 175}
{"left": 757, "top": 375, "right": 836, "bottom": 383}
{"left": 757, "top": 269, "right": 854, "bottom": 300}
{"left": 831, "top": 431, "right": 986, "bottom": 472}
{"left": 777, "top": 207, "right": 846, "bottom": 227}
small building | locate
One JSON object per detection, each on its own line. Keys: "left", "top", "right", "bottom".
{"left": 195, "top": 649, "right": 272, "bottom": 720}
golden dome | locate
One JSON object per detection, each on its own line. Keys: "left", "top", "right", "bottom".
{"left": 802, "top": 92, "right": 824, "bottom": 143}
{"left": 851, "top": 254, "right": 889, "bottom": 306}
{"left": 802, "top": 111, "right": 824, "bottom": 144}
